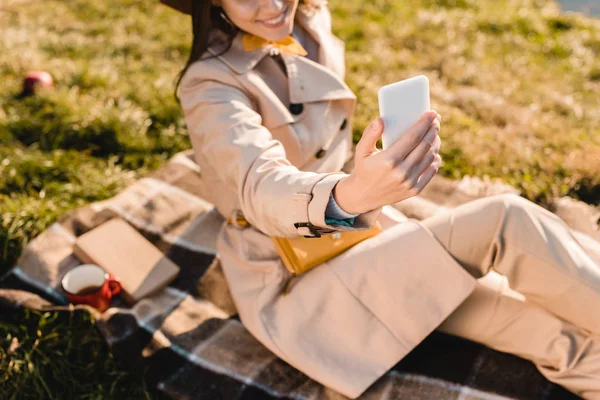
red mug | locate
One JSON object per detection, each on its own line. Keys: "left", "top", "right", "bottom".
{"left": 61, "top": 264, "right": 121, "bottom": 312}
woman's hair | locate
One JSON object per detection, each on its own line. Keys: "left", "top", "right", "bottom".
{"left": 174, "top": 0, "right": 325, "bottom": 101}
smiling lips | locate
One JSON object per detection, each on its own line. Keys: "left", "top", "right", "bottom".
{"left": 257, "top": 5, "right": 288, "bottom": 28}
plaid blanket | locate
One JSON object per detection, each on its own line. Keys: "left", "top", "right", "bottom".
{"left": 2, "top": 150, "right": 598, "bottom": 400}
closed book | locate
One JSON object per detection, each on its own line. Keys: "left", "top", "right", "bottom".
{"left": 73, "top": 218, "right": 180, "bottom": 304}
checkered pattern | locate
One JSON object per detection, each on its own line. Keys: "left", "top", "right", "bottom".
{"left": 0, "top": 150, "right": 582, "bottom": 399}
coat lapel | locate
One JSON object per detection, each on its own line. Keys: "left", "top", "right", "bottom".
{"left": 206, "top": 7, "right": 356, "bottom": 106}
{"left": 293, "top": 6, "right": 347, "bottom": 80}
{"left": 282, "top": 55, "right": 355, "bottom": 104}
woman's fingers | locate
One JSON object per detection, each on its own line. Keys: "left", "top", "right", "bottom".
{"left": 401, "top": 120, "right": 440, "bottom": 168}
{"left": 386, "top": 111, "right": 437, "bottom": 160}
{"left": 413, "top": 155, "right": 442, "bottom": 193}
{"left": 431, "top": 130, "right": 441, "bottom": 154}
{"left": 355, "top": 117, "right": 384, "bottom": 159}
{"left": 409, "top": 135, "right": 441, "bottom": 179}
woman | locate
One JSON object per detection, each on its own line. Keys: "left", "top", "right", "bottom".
{"left": 163, "top": 0, "right": 600, "bottom": 398}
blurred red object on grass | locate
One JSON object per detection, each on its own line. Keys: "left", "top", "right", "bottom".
{"left": 22, "top": 71, "right": 53, "bottom": 96}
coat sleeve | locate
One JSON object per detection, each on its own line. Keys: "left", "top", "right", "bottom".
{"left": 178, "top": 76, "right": 381, "bottom": 238}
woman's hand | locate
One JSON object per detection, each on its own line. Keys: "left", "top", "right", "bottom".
{"left": 333, "top": 111, "right": 442, "bottom": 215}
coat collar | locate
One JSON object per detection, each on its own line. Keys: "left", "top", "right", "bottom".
{"left": 205, "top": 7, "right": 355, "bottom": 104}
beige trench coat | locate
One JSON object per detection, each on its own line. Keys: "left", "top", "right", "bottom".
{"left": 178, "top": 6, "right": 477, "bottom": 398}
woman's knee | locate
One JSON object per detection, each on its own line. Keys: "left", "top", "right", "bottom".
{"left": 487, "top": 193, "right": 527, "bottom": 207}
{"left": 490, "top": 193, "right": 554, "bottom": 223}
{"left": 483, "top": 193, "right": 533, "bottom": 218}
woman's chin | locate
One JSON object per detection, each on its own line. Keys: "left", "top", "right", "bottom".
{"left": 263, "top": 32, "right": 291, "bottom": 42}
{"left": 251, "top": 21, "right": 293, "bottom": 42}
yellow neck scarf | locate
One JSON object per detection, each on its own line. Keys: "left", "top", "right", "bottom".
{"left": 242, "top": 34, "right": 307, "bottom": 56}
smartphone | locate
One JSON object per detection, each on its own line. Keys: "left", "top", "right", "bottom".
{"left": 378, "top": 75, "right": 431, "bottom": 149}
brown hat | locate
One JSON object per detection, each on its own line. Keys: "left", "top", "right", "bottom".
{"left": 161, "top": 0, "right": 192, "bottom": 14}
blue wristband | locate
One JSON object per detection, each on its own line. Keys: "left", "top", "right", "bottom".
{"left": 325, "top": 192, "right": 359, "bottom": 226}
{"left": 325, "top": 216, "right": 356, "bottom": 227}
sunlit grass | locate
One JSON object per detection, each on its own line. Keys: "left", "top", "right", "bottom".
{"left": 335, "top": 0, "right": 600, "bottom": 205}
{"left": 0, "top": 306, "right": 154, "bottom": 399}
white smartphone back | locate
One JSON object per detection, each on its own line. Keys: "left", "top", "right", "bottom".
{"left": 378, "top": 75, "right": 430, "bottom": 149}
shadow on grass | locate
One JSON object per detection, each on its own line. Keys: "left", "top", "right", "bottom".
{"left": 0, "top": 305, "right": 157, "bottom": 399}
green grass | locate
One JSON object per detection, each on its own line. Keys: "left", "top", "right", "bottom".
{"left": 1, "top": 0, "right": 599, "bottom": 397}
{"left": 0, "top": 306, "right": 155, "bottom": 399}
{"left": 1, "top": 0, "right": 192, "bottom": 274}
{"left": 335, "top": 0, "right": 600, "bottom": 205}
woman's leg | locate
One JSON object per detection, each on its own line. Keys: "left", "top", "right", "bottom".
{"left": 420, "top": 193, "right": 600, "bottom": 334}
{"left": 438, "top": 282, "right": 600, "bottom": 399}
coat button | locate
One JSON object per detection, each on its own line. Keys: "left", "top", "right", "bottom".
{"left": 340, "top": 118, "right": 347, "bottom": 130}
{"left": 289, "top": 103, "right": 304, "bottom": 115}
{"left": 315, "top": 148, "right": 327, "bottom": 159}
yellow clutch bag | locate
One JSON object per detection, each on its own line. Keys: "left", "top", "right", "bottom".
{"left": 226, "top": 213, "right": 382, "bottom": 293}
{"left": 271, "top": 222, "right": 382, "bottom": 279}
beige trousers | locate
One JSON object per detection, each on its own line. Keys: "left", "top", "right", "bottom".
{"left": 420, "top": 193, "right": 600, "bottom": 399}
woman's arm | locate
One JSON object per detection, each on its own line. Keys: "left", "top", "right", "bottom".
{"left": 178, "top": 76, "right": 381, "bottom": 238}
